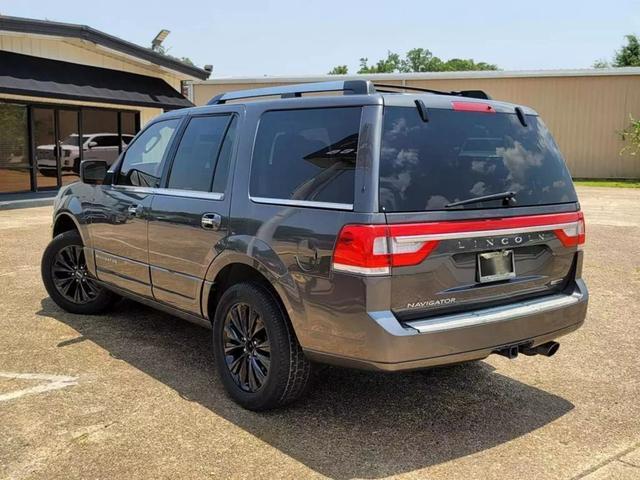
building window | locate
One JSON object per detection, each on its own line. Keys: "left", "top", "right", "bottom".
{"left": 82, "top": 109, "right": 120, "bottom": 166}
{"left": 0, "top": 104, "right": 30, "bottom": 193}
{"left": 0, "top": 102, "right": 140, "bottom": 194}
{"left": 121, "top": 111, "right": 138, "bottom": 143}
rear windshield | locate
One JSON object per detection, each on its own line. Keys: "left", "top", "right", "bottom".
{"left": 379, "top": 106, "right": 577, "bottom": 212}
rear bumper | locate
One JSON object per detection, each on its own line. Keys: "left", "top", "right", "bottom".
{"left": 304, "top": 279, "right": 588, "bottom": 371}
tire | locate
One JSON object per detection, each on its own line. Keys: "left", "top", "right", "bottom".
{"left": 72, "top": 158, "right": 80, "bottom": 174}
{"left": 212, "top": 282, "right": 311, "bottom": 411}
{"left": 41, "top": 230, "right": 116, "bottom": 314}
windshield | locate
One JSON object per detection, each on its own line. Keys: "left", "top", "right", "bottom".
{"left": 379, "top": 107, "right": 578, "bottom": 212}
{"left": 61, "top": 134, "right": 90, "bottom": 146}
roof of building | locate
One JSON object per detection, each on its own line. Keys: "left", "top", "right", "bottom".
{"left": 196, "top": 67, "right": 640, "bottom": 84}
{"left": 0, "top": 15, "right": 209, "bottom": 80}
{"left": 0, "top": 50, "right": 194, "bottom": 110}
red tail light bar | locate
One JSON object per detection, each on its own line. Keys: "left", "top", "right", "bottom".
{"left": 332, "top": 211, "right": 585, "bottom": 275}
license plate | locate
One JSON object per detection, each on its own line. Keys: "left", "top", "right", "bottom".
{"left": 477, "top": 250, "right": 515, "bottom": 283}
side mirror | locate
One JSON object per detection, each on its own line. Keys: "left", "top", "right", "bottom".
{"left": 87, "top": 141, "right": 98, "bottom": 149}
{"left": 80, "top": 160, "right": 107, "bottom": 185}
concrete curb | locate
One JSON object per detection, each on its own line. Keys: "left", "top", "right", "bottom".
{"left": 0, "top": 197, "right": 55, "bottom": 210}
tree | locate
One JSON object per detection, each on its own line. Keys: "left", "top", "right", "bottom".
{"left": 620, "top": 114, "right": 640, "bottom": 156}
{"left": 328, "top": 65, "right": 348, "bottom": 75}
{"left": 179, "top": 57, "right": 196, "bottom": 67}
{"left": 358, "top": 52, "right": 402, "bottom": 73}
{"left": 593, "top": 59, "right": 610, "bottom": 69}
{"left": 594, "top": 34, "right": 640, "bottom": 68}
{"left": 338, "top": 48, "right": 498, "bottom": 74}
{"left": 613, "top": 34, "right": 640, "bottom": 67}
{"left": 154, "top": 44, "right": 197, "bottom": 67}
{"left": 400, "top": 48, "right": 444, "bottom": 72}
{"left": 441, "top": 58, "right": 498, "bottom": 71}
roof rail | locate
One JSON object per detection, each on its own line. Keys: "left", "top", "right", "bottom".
{"left": 207, "top": 80, "right": 376, "bottom": 105}
{"left": 373, "top": 83, "right": 492, "bottom": 100}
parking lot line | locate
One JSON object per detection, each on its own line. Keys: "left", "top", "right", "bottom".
{"left": 0, "top": 372, "right": 78, "bottom": 402}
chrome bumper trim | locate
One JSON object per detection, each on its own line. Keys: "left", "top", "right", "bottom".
{"left": 405, "top": 289, "right": 585, "bottom": 334}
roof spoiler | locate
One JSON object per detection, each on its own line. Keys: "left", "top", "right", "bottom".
{"left": 373, "top": 83, "right": 491, "bottom": 100}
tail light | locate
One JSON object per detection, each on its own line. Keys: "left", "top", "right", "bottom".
{"left": 554, "top": 211, "right": 586, "bottom": 248}
{"left": 332, "top": 211, "right": 586, "bottom": 276}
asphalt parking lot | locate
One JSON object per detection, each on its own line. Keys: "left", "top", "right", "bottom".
{"left": 1, "top": 186, "right": 639, "bottom": 480}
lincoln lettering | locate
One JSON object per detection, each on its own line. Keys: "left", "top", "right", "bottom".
{"left": 455, "top": 232, "right": 550, "bottom": 250}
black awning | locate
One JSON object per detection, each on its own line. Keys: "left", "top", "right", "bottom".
{"left": 0, "top": 51, "right": 193, "bottom": 110}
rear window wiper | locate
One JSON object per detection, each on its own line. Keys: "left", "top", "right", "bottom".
{"left": 445, "top": 191, "right": 517, "bottom": 208}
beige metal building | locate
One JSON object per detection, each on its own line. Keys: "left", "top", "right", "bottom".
{"left": 191, "top": 70, "right": 640, "bottom": 179}
{"left": 0, "top": 15, "right": 209, "bottom": 195}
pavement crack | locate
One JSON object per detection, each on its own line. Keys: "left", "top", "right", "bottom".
{"left": 69, "top": 421, "right": 118, "bottom": 444}
{"left": 570, "top": 441, "right": 640, "bottom": 479}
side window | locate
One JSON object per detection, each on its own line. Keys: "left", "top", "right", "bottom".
{"left": 212, "top": 116, "right": 238, "bottom": 193}
{"left": 117, "top": 118, "right": 180, "bottom": 187}
{"left": 167, "top": 115, "right": 231, "bottom": 192}
{"left": 250, "top": 107, "right": 361, "bottom": 205}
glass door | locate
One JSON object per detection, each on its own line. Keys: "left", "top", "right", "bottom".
{"left": 0, "top": 103, "right": 31, "bottom": 194}
{"left": 58, "top": 109, "right": 81, "bottom": 186}
{"left": 32, "top": 107, "right": 81, "bottom": 190}
{"left": 32, "top": 107, "right": 59, "bottom": 190}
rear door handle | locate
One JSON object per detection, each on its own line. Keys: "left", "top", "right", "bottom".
{"left": 201, "top": 213, "right": 222, "bottom": 230}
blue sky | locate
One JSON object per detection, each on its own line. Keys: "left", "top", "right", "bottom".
{"left": 1, "top": 0, "right": 639, "bottom": 76}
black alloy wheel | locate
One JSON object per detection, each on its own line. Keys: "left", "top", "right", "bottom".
{"left": 51, "top": 245, "right": 99, "bottom": 304}
{"left": 223, "top": 302, "right": 271, "bottom": 392}
{"left": 41, "top": 230, "right": 116, "bottom": 314}
{"left": 212, "top": 282, "right": 311, "bottom": 410}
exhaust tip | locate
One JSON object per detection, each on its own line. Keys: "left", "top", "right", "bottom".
{"left": 539, "top": 341, "right": 560, "bottom": 357}
{"left": 520, "top": 341, "right": 560, "bottom": 357}
{"left": 495, "top": 345, "right": 519, "bottom": 359}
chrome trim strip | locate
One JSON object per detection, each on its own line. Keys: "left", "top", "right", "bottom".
{"left": 112, "top": 185, "right": 157, "bottom": 194}
{"left": 393, "top": 222, "right": 577, "bottom": 244}
{"left": 152, "top": 283, "right": 195, "bottom": 301}
{"left": 406, "top": 289, "right": 584, "bottom": 334}
{"left": 112, "top": 185, "right": 224, "bottom": 200}
{"left": 250, "top": 196, "right": 353, "bottom": 211}
{"left": 149, "top": 264, "right": 201, "bottom": 282}
{"left": 95, "top": 267, "right": 148, "bottom": 286}
{"left": 154, "top": 189, "right": 224, "bottom": 201}
{"left": 95, "top": 249, "right": 148, "bottom": 268}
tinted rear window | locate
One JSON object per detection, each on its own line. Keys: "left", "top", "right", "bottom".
{"left": 380, "top": 106, "right": 577, "bottom": 212}
{"left": 250, "top": 107, "right": 361, "bottom": 205}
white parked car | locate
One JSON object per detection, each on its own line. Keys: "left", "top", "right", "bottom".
{"left": 36, "top": 133, "right": 134, "bottom": 176}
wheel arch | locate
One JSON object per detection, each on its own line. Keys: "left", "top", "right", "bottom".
{"left": 202, "top": 251, "right": 304, "bottom": 338}
{"left": 53, "top": 212, "right": 84, "bottom": 242}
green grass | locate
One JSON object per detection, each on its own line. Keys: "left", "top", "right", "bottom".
{"left": 573, "top": 179, "right": 640, "bottom": 188}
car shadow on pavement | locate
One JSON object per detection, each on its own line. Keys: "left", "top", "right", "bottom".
{"left": 38, "top": 297, "right": 574, "bottom": 479}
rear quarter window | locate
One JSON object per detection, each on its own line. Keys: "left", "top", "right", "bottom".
{"left": 250, "top": 107, "right": 361, "bottom": 206}
{"left": 379, "top": 106, "right": 578, "bottom": 212}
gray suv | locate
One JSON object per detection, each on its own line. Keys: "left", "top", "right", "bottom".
{"left": 41, "top": 80, "right": 588, "bottom": 410}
